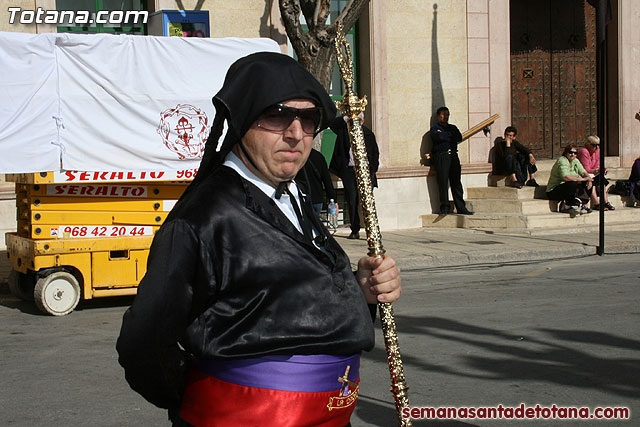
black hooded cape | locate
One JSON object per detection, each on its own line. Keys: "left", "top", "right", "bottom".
{"left": 116, "top": 52, "right": 374, "bottom": 413}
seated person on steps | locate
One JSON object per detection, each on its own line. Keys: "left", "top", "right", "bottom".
{"left": 630, "top": 155, "right": 640, "bottom": 205}
{"left": 492, "top": 126, "right": 538, "bottom": 189}
{"left": 546, "top": 144, "right": 598, "bottom": 216}
{"left": 576, "top": 135, "right": 614, "bottom": 211}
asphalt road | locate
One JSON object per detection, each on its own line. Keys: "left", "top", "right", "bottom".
{"left": 353, "top": 253, "right": 640, "bottom": 426}
{"left": 1, "top": 253, "right": 639, "bottom": 426}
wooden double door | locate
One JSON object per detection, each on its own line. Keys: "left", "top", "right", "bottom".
{"left": 510, "top": 0, "right": 597, "bottom": 159}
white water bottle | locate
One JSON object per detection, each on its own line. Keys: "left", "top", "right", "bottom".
{"left": 327, "top": 199, "right": 338, "bottom": 230}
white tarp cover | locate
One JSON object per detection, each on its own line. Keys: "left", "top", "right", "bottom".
{"left": 0, "top": 32, "right": 280, "bottom": 173}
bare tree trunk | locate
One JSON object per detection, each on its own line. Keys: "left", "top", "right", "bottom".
{"left": 279, "top": 0, "right": 369, "bottom": 91}
{"left": 306, "top": 47, "right": 336, "bottom": 91}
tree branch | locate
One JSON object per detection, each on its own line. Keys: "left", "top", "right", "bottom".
{"left": 313, "top": 0, "right": 322, "bottom": 27}
{"left": 277, "top": 0, "right": 370, "bottom": 89}
{"left": 332, "top": 0, "right": 369, "bottom": 35}
{"left": 299, "top": 0, "right": 317, "bottom": 30}
{"left": 316, "top": 0, "right": 332, "bottom": 29}
{"left": 279, "top": 0, "right": 312, "bottom": 61}
{"left": 279, "top": 0, "right": 302, "bottom": 39}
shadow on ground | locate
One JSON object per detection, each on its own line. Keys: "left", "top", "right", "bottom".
{"left": 365, "top": 315, "right": 640, "bottom": 399}
{"left": 354, "top": 393, "right": 478, "bottom": 426}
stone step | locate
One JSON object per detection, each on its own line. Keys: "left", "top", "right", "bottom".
{"left": 469, "top": 185, "right": 632, "bottom": 203}
{"left": 489, "top": 166, "right": 631, "bottom": 187}
{"left": 421, "top": 212, "right": 528, "bottom": 229}
{"left": 473, "top": 220, "right": 640, "bottom": 236}
{"left": 533, "top": 156, "right": 621, "bottom": 171}
{"left": 469, "top": 193, "right": 630, "bottom": 214}
{"left": 531, "top": 167, "right": 630, "bottom": 184}
{"left": 468, "top": 199, "right": 555, "bottom": 215}
{"left": 524, "top": 207, "right": 640, "bottom": 228}
{"left": 421, "top": 206, "right": 640, "bottom": 231}
{"left": 426, "top": 155, "right": 637, "bottom": 234}
{"left": 467, "top": 186, "right": 545, "bottom": 200}
{"left": 533, "top": 159, "right": 557, "bottom": 171}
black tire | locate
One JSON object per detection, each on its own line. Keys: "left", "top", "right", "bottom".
{"left": 8, "top": 270, "right": 35, "bottom": 301}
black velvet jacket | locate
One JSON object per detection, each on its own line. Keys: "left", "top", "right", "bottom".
{"left": 116, "top": 166, "right": 375, "bottom": 411}
{"left": 492, "top": 139, "right": 533, "bottom": 175}
{"left": 328, "top": 117, "right": 380, "bottom": 188}
{"left": 430, "top": 122, "right": 463, "bottom": 154}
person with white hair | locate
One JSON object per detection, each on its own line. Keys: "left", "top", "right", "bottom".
{"left": 577, "top": 135, "right": 614, "bottom": 210}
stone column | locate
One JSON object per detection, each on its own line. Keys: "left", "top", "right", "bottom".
{"left": 618, "top": 0, "right": 640, "bottom": 167}
{"left": 367, "top": 0, "right": 390, "bottom": 169}
{"left": 488, "top": 0, "right": 511, "bottom": 152}
{"left": 467, "top": 0, "right": 491, "bottom": 164}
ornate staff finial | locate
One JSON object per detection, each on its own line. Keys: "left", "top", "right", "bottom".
{"left": 334, "top": 22, "right": 368, "bottom": 122}
{"left": 333, "top": 21, "right": 413, "bottom": 427}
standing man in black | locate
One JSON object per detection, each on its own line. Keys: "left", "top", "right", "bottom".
{"left": 329, "top": 114, "right": 379, "bottom": 239}
{"left": 430, "top": 106, "right": 473, "bottom": 216}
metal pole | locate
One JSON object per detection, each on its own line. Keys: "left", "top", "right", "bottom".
{"left": 596, "top": 0, "right": 607, "bottom": 256}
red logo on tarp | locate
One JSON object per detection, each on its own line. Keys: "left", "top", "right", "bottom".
{"left": 158, "top": 104, "right": 209, "bottom": 159}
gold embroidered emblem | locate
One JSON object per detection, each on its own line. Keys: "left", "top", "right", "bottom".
{"left": 327, "top": 365, "right": 359, "bottom": 411}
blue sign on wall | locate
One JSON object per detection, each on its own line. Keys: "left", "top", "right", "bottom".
{"left": 151, "top": 10, "right": 210, "bottom": 37}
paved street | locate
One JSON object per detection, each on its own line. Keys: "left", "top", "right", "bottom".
{"left": 353, "top": 253, "right": 640, "bottom": 426}
{"left": 1, "top": 253, "right": 639, "bottom": 426}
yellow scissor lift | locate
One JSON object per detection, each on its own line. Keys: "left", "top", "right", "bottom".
{"left": 5, "top": 171, "right": 190, "bottom": 316}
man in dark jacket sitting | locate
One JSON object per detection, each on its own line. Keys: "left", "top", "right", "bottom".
{"left": 493, "top": 126, "right": 538, "bottom": 188}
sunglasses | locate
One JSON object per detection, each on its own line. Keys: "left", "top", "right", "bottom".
{"left": 568, "top": 151, "right": 578, "bottom": 155}
{"left": 257, "top": 104, "right": 322, "bottom": 135}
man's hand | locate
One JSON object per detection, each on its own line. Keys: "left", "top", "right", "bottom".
{"left": 356, "top": 255, "right": 402, "bottom": 304}
{"left": 529, "top": 153, "right": 536, "bottom": 165}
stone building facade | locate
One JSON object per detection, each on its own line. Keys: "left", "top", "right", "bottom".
{"left": 1, "top": 0, "right": 639, "bottom": 230}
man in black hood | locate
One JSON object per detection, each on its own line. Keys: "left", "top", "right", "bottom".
{"left": 117, "top": 52, "right": 401, "bottom": 427}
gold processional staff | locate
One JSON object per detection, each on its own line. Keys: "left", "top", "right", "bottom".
{"left": 333, "top": 24, "right": 412, "bottom": 427}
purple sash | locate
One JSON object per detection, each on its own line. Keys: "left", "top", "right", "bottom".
{"left": 194, "top": 353, "right": 360, "bottom": 392}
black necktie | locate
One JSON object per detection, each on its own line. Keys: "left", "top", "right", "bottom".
{"left": 274, "top": 181, "right": 289, "bottom": 200}
{"left": 283, "top": 185, "right": 315, "bottom": 245}
{"left": 276, "top": 182, "right": 335, "bottom": 264}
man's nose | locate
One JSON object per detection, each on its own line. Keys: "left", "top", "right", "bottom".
{"left": 284, "top": 117, "right": 305, "bottom": 140}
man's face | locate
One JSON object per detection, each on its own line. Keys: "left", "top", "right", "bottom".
{"left": 237, "top": 99, "right": 316, "bottom": 188}
{"left": 504, "top": 131, "right": 516, "bottom": 142}
{"left": 437, "top": 110, "right": 450, "bottom": 125}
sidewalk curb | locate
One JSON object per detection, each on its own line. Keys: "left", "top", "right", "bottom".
{"left": 339, "top": 230, "right": 640, "bottom": 271}
{"left": 390, "top": 245, "right": 596, "bottom": 271}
